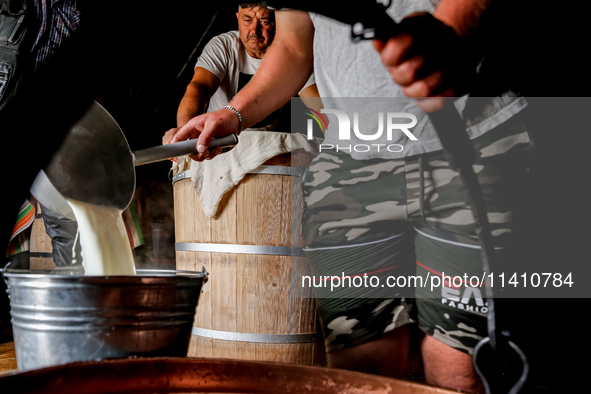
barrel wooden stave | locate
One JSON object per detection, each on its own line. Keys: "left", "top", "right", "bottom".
{"left": 29, "top": 204, "right": 56, "bottom": 270}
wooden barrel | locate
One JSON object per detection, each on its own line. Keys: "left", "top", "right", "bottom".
{"left": 173, "top": 149, "right": 325, "bottom": 365}
{"left": 29, "top": 204, "right": 56, "bottom": 270}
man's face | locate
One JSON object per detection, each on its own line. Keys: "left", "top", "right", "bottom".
{"left": 236, "top": 6, "right": 275, "bottom": 59}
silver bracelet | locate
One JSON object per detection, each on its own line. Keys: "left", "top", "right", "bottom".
{"left": 223, "top": 105, "right": 243, "bottom": 134}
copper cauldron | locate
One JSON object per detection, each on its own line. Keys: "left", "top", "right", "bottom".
{"left": 0, "top": 357, "right": 457, "bottom": 394}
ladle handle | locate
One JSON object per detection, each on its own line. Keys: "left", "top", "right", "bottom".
{"left": 132, "top": 133, "right": 239, "bottom": 166}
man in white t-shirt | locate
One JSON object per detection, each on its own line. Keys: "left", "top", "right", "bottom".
{"left": 163, "top": 2, "right": 319, "bottom": 150}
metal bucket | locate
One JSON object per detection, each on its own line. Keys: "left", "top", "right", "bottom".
{"left": 1, "top": 267, "right": 207, "bottom": 371}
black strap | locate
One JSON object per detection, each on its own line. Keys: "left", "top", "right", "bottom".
{"left": 1, "top": 0, "right": 27, "bottom": 15}
{"left": 0, "top": 0, "right": 30, "bottom": 109}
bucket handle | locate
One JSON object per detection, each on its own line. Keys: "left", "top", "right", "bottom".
{"left": 1, "top": 261, "right": 12, "bottom": 288}
{"left": 2, "top": 263, "right": 208, "bottom": 281}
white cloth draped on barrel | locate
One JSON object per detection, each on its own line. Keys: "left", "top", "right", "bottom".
{"left": 172, "top": 131, "right": 319, "bottom": 218}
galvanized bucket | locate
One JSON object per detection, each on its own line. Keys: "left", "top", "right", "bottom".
{"left": 1, "top": 266, "right": 207, "bottom": 371}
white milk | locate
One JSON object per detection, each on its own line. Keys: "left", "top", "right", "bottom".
{"left": 66, "top": 198, "right": 136, "bottom": 276}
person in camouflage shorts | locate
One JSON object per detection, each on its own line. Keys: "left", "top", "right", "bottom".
{"left": 301, "top": 113, "right": 535, "bottom": 356}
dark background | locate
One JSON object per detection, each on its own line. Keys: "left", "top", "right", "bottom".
{"left": 93, "top": 4, "right": 238, "bottom": 269}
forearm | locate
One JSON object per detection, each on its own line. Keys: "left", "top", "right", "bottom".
{"left": 176, "top": 85, "right": 209, "bottom": 128}
{"left": 434, "top": 0, "right": 492, "bottom": 37}
{"left": 300, "top": 84, "right": 327, "bottom": 133}
{"left": 176, "top": 67, "right": 220, "bottom": 128}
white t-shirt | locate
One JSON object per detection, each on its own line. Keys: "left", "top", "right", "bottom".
{"left": 196, "top": 30, "right": 316, "bottom": 131}
{"left": 309, "top": 1, "right": 527, "bottom": 159}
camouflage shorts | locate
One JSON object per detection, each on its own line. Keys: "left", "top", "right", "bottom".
{"left": 302, "top": 116, "right": 534, "bottom": 354}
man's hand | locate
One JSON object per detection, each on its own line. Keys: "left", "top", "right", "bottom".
{"left": 162, "top": 127, "right": 179, "bottom": 162}
{"left": 170, "top": 108, "right": 239, "bottom": 161}
{"left": 162, "top": 128, "right": 178, "bottom": 145}
{"left": 373, "top": 12, "right": 480, "bottom": 112}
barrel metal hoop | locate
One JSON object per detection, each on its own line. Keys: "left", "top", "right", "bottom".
{"left": 172, "top": 171, "right": 192, "bottom": 184}
{"left": 247, "top": 165, "right": 305, "bottom": 177}
{"left": 172, "top": 165, "right": 305, "bottom": 185}
{"left": 175, "top": 242, "right": 305, "bottom": 257}
{"left": 191, "top": 326, "right": 321, "bottom": 344}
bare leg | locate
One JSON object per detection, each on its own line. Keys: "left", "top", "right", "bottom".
{"left": 421, "top": 334, "right": 484, "bottom": 393}
{"left": 327, "top": 325, "right": 409, "bottom": 378}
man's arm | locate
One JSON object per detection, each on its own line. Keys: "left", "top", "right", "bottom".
{"left": 162, "top": 67, "right": 220, "bottom": 145}
{"left": 373, "top": 0, "right": 491, "bottom": 111}
{"left": 171, "top": 10, "right": 314, "bottom": 161}
{"left": 433, "top": 0, "right": 490, "bottom": 37}
{"left": 299, "top": 84, "right": 327, "bottom": 133}
{"left": 177, "top": 67, "right": 221, "bottom": 127}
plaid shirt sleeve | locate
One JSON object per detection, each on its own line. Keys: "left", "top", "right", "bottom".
{"left": 30, "top": 0, "right": 80, "bottom": 70}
